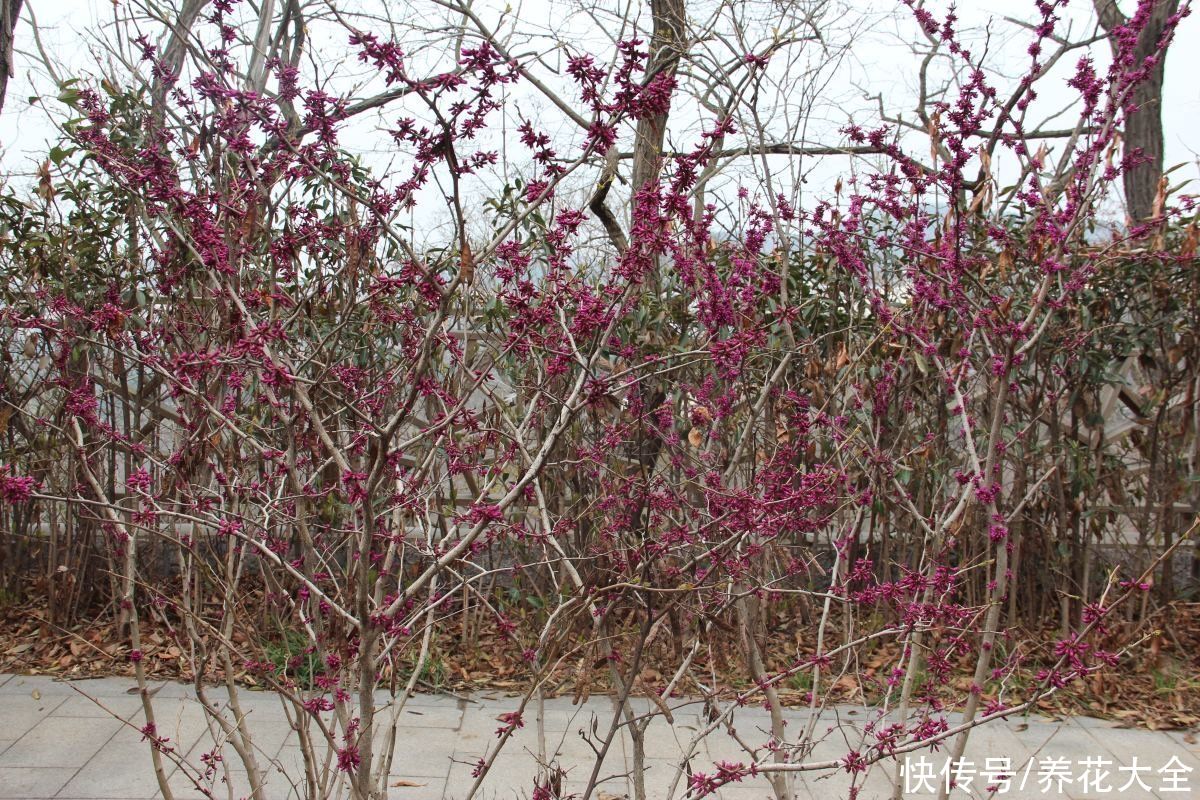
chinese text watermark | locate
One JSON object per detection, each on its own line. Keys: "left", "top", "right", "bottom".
{"left": 902, "top": 754, "right": 1194, "bottom": 794}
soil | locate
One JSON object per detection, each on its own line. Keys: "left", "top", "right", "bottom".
{"left": 2, "top": 590, "right": 1197, "bottom": 731}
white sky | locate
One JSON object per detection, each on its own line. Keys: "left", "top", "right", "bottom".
{"left": 1, "top": 0, "right": 1197, "bottom": 231}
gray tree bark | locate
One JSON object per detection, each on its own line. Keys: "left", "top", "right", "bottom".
{"left": 1094, "top": 0, "right": 1181, "bottom": 222}
{"left": 0, "top": 0, "right": 23, "bottom": 114}
{"left": 630, "top": 0, "right": 687, "bottom": 205}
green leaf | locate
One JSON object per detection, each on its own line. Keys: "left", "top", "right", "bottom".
{"left": 57, "top": 88, "right": 81, "bottom": 107}
{"left": 913, "top": 351, "right": 929, "bottom": 375}
{"left": 48, "top": 146, "right": 75, "bottom": 166}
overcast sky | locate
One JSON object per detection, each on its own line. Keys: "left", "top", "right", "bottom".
{"left": 1, "top": 0, "right": 1196, "bottom": 229}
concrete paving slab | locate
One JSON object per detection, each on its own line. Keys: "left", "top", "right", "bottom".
{"left": 500, "top": 722, "right": 625, "bottom": 766}
{"left": 137, "top": 681, "right": 192, "bottom": 700}
{"left": 624, "top": 714, "right": 706, "bottom": 763}
{"left": 630, "top": 756, "right": 698, "bottom": 798}
{"left": 267, "top": 742, "right": 438, "bottom": 798}
{"left": 443, "top": 754, "right": 554, "bottom": 800}
{"left": 215, "top": 710, "right": 303, "bottom": 761}
{"left": 386, "top": 776, "right": 448, "bottom": 800}
{"left": 386, "top": 727, "right": 460, "bottom": 777}
{"left": 0, "top": 691, "right": 66, "bottom": 741}
{"left": 0, "top": 715, "right": 120, "bottom": 769}
{"left": 232, "top": 768, "right": 311, "bottom": 800}
{"left": 63, "top": 678, "right": 157, "bottom": 697}
{"left": 140, "top": 701, "right": 226, "bottom": 763}
{"left": 159, "top": 767, "right": 257, "bottom": 800}
{"left": 717, "top": 789, "right": 782, "bottom": 800}
{"left": 0, "top": 766, "right": 74, "bottom": 799}
{"left": 527, "top": 706, "right": 612, "bottom": 735}
{"left": 1008, "top": 718, "right": 1121, "bottom": 762}
{"left": 959, "top": 723, "right": 1035, "bottom": 759}
{"left": 2, "top": 674, "right": 1199, "bottom": 799}
{"left": 463, "top": 695, "right": 614, "bottom": 725}
{"left": 57, "top": 738, "right": 178, "bottom": 800}
{"left": 391, "top": 705, "right": 464, "bottom": 730}
{"left": 269, "top": 745, "right": 336, "bottom": 785}
{"left": 0, "top": 675, "right": 79, "bottom": 696}
{"left": 381, "top": 691, "right": 465, "bottom": 710}
{"left": 158, "top": 760, "right": 321, "bottom": 800}
{"left": 797, "top": 762, "right": 897, "bottom": 800}
{"left": 453, "top": 710, "right": 516, "bottom": 748}
{"left": 561, "top": 775, "right": 633, "bottom": 799}
{"left": 1075, "top": 720, "right": 1200, "bottom": 768}
{"left": 702, "top": 733, "right": 779, "bottom": 765}
{"left": 53, "top": 695, "right": 148, "bottom": 720}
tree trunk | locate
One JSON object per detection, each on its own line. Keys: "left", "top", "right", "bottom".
{"left": 1094, "top": 0, "right": 1180, "bottom": 222}
{"left": 630, "top": 0, "right": 686, "bottom": 205}
{"left": 0, "top": 0, "right": 23, "bottom": 114}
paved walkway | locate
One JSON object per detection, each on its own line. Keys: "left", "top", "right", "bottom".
{"left": 0, "top": 673, "right": 1197, "bottom": 799}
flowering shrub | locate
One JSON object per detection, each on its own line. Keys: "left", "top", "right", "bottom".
{"left": 0, "top": 1, "right": 1195, "bottom": 799}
